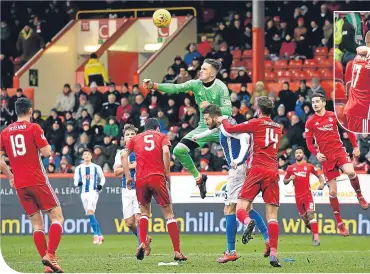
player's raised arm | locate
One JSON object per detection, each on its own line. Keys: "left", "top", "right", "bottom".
{"left": 143, "top": 79, "right": 197, "bottom": 95}
{"left": 192, "top": 128, "right": 219, "bottom": 141}
{"left": 221, "top": 119, "right": 257, "bottom": 134}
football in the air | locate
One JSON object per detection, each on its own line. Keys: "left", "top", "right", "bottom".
{"left": 152, "top": 9, "right": 172, "bottom": 28}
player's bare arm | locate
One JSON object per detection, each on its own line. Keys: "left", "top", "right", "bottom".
{"left": 121, "top": 148, "right": 133, "bottom": 189}
{"left": 231, "top": 133, "right": 250, "bottom": 169}
{"left": 283, "top": 175, "right": 296, "bottom": 185}
{"left": 114, "top": 161, "right": 136, "bottom": 177}
{"left": 162, "top": 145, "right": 171, "bottom": 183}
{"left": 0, "top": 152, "right": 14, "bottom": 188}
{"left": 39, "top": 145, "right": 52, "bottom": 158}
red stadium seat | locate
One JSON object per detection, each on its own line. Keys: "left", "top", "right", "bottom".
{"left": 273, "top": 60, "right": 288, "bottom": 70}
{"left": 314, "top": 55, "right": 327, "bottom": 61}
{"left": 329, "top": 47, "right": 335, "bottom": 55}
{"left": 242, "top": 49, "right": 253, "bottom": 59}
{"left": 292, "top": 70, "right": 309, "bottom": 81}
{"left": 290, "top": 81, "right": 300, "bottom": 91}
{"left": 265, "top": 71, "right": 277, "bottom": 81}
{"left": 321, "top": 69, "right": 333, "bottom": 80}
{"left": 266, "top": 82, "right": 282, "bottom": 95}
{"left": 335, "top": 82, "right": 346, "bottom": 99}
{"left": 335, "top": 104, "right": 345, "bottom": 123}
{"left": 265, "top": 60, "right": 273, "bottom": 71}
{"left": 309, "top": 70, "right": 322, "bottom": 80}
{"left": 277, "top": 78, "right": 292, "bottom": 84}
{"left": 228, "top": 83, "right": 241, "bottom": 93}
{"left": 302, "top": 59, "right": 318, "bottom": 69}
{"left": 275, "top": 70, "right": 291, "bottom": 77}
{"left": 232, "top": 59, "right": 244, "bottom": 67}
{"left": 317, "top": 58, "right": 332, "bottom": 69}
{"left": 321, "top": 80, "right": 334, "bottom": 96}
{"left": 315, "top": 46, "right": 328, "bottom": 56}
{"left": 231, "top": 49, "right": 242, "bottom": 59}
{"left": 289, "top": 60, "right": 302, "bottom": 70}
{"left": 245, "top": 59, "right": 253, "bottom": 70}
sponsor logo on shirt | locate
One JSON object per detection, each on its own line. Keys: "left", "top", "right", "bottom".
{"left": 317, "top": 124, "right": 333, "bottom": 131}
{"left": 293, "top": 171, "right": 307, "bottom": 178}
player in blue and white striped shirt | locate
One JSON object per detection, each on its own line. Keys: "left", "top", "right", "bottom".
{"left": 195, "top": 105, "right": 269, "bottom": 263}
{"left": 113, "top": 124, "right": 151, "bottom": 255}
{"left": 74, "top": 149, "right": 106, "bottom": 245}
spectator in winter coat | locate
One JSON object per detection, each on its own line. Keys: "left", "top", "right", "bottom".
{"left": 157, "top": 109, "right": 169, "bottom": 130}
{"left": 46, "top": 121, "right": 64, "bottom": 153}
{"left": 176, "top": 68, "right": 192, "bottom": 84}
{"left": 294, "top": 18, "right": 307, "bottom": 41}
{"left": 250, "top": 81, "right": 267, "bottom": 106}
{"left": 307, "top": 78, "right": 326, "bottom": 101}
{"left": 100, "top": 93, "right": 119, "bottom": 118}
{"left": 104, "top": 117, "right": 119, "bottom": 138}
{"left": 359, "top": 134, "right": 370, "bottom": 163}
{"left": 188, "top": 57, "right": 201, "bottom": 79}
{"left": 32, "top": 110, "right": 46, "bottom": 130}
{"left": 278, "top": 82, "right": 297, "bottom": 112}
{"left": 162, "top": 67, "right": 177, "bottom": 83}
{"left": 0, "top": 54, "right": 14, "bottom": 88}
{"left": 93, "top": 145, "right": 107, "bottom": 168}
{"left": 286, "top": 114, "right": 305, "bottom": 148}
{"left": 295, "top": 35, "right": 313, "bottom": 59}
{"left": 64, "top": 111, "right": 76, "bottom": 127}
{"left": 214, "top": 42, "right": 233, "bottom": 71}
{"left": 128, "top": 85, "right": 143, "bottom": 105}
{"left": 231, "top": 106, "right": 245, "bottom": 124}
{"left": 116, "top": 97, "right": 132, "bottom": 123}
{"left": 55, "top": 83, "right": 75, "bottom": 113}
{"left": 102, "top": 135, "right": 118, "bottom": 169}
{"left": 296, "top": 80, "right": 310, "bottom": 98}
{"left": 197, "top": 35, "right": 212, "bottom": 57}
{"left": 16, "top": 25, "right": 45, "bottom": 64}
{"left": 74, "top": 133, "right": 91, "bottom": 163}
{"left": 307, "top": 20, "right": 323, "bottom": 47}
{"left": 8, "top": 88, "right": 27, "bottom": 114}
{"left": 273, "top": 104, "right": 290, "bottom": 130}
{"left": 323, "top": 19, "right": 333, "bottom": 41}
{"left": 183, "top": 43, "right": 201, "bottom": 65}
{"left": 232, "top": 69, "right": 251, "bottom": 85}
{"left": 104, "top": 82, "right": 120, "bottom": 103}
{"left": 280, "top": 35, "right": 296, "bottom": 58}
{"left": 131, "top": 94, "right": 148, "bottom": 117}
{"left": 91, "top": 113, "right": 106, "bottom": 128}
{"left": 45, "top": 108, "right": 62, "bottom": 131}
{"left": 171, "top": 56, "right": 188, "bottom": 75}
{"left": 73, "top": 83, "right": 87, "bottom": 112}
{"left": 88, "top": 82, "right": 104, "bottom": 113}
{"left": 76, "top": 94, "right": 94, "bottom": 119}
{"left": 227, "top": 20, "right": 245, "bottom": 48}
{"left": 0, "top": 100, "right": 13, "bottom": 129}
{"left": 165, "top": 98, "right": 178, "bottom": 126}
{"left": 213, "top": 147, "right": 228, "bottom": 171}
{"left": 84, "top": 53, "right": 108, "bottom": 86}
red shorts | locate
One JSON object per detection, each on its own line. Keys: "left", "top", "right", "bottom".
{"left": 344, "top": 115, "right": 370, "bottom": 133}
{"left": 136, "top": 175, "right": 171, "bottom": 207}
{"left": 322, "top": 149, "right": 351, "bottom": 182}
{"left": 16, "top": 184, "right": 60, "bottom": 216}
{"left": 295, "top": 194, "right": 315, "bottom": 216}
{"left": 239, "top": 167, "right": 280, "bottom": 206}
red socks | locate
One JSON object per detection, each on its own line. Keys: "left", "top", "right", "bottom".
{"left": 309, "top": 219, "right": 319, "bottom": 241}
{"left": 47, "top": 222, "right": 63, "bottom": 256}
{"left": 329, "top": 196, "right": 343, "bottom": 224}
{"left": 236, "top": 209, "right": 251, "bottom": 224}
{"left": 349, "top": 174, "right": 362, "bottom": 197}
{"left": 139, "top": 216, "right": 149, "bottom": 245}
{"left": 33, "top": 230, "right": 47, "bottom": 258}
{"left": 166, "top": 219, "right": 180, "bottom": 252}
{"left": 268, "top": 220, "right": 279, "bottom": 255}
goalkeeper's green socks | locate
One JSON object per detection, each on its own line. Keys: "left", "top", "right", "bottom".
{"left": 173, "top": 144, "right": 200, "bottom": 180}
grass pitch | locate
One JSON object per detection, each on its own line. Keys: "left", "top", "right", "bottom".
{"left": 1, "top": 234, "right": 370, "bottom": 273}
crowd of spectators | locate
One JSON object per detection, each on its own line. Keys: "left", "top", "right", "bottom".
{"left": 1, "top": 1, "right": 370, "bottom": 175}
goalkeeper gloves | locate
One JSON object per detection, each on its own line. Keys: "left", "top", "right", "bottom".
{"left": 143, "top": 79, "right": 158, "bottom": 90}
{"left": 78, "top": 181, "right": 83, "bottom": 187}
{"left": 96, "top": 185, "right": 103, "bottom": 191}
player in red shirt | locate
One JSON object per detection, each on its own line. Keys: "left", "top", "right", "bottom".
{"left": 284, "top": 147, "right": 325, "bottom": 246}
{"left": 305, "top": 93, "right": 369, "bottom": 236}
{"left": 122, "top": 118, "right": 187, "bottom": 262}
{"left": 343, "top": 31, "right": 370, "bottom": 133}
{"left": 0, "top": 98, "right": 64, "bottom": 273}
{"left": 220, "top": 96, "right": 282, "bottom": 267}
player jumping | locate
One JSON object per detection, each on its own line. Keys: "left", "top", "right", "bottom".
{"left": 343, "top": 30, "right": 370, "bottom": 133}
{"left": 113, "top": 124, "right": 151, "bottom": 255}
{"left": 122, "top": 118, "right": 187, "bottom": 261}
{"left": 283, "top": 147, "right": 325, "bottom": 246}
{"left": 305, "top": 93, "right": 369, "bottom": 236}
{"left": 74, "top": 149, "right": 106, "bottom": 245}
{"left": 220, "top": 96, "right": 283, "bottom": 267}
{"left": 194, "top": 104, "right": 270, "bottom": 263}
{"left": 143, "top": 58, "right": 232, "bottom": 199}
{"left": 0, "top": 98, "right": 64, "bottom": 273}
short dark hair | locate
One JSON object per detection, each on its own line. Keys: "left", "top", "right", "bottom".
{"left": 311, "top": 93, "right": 326, "bottom": 102}
{"left": 15, "top": 97, "right": 32, "bottom": 117}
{"left": 204, "top": 58, "right": 222, "bottom": 73}
{"left": 82, "top": 148, "right": 92, "bottom": 155}
{"left": 295, "top": 146, "right": 305, "bottom": 153}
{"left": 144, "top": 118, "right": 160, "bottom": 131}
{"left": 257, "top": 96, "right": 274, "bottom": 116}
{"left": 203, "top": 104, "right": 222, "bottom": 117}
{"left": 90, "top": 53, "right": 97, "bottom": 59}
{"left": 283, "top": 81, "right": 289, "bottom": 86}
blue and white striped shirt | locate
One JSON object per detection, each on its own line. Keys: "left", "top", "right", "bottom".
{"left": 73, "top": 163, "right": 106, "bottom": 193}
{"left": 114, "top": 149, "right": 136, "bottom": 189}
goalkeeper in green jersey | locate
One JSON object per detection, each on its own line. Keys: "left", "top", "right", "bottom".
{"left": 143, "top": 59, "right": 232, "bottom": 199}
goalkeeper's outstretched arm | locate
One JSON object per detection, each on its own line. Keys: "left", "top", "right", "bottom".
{"left": 143, "top": 79, "right": 196, "bottom": 95}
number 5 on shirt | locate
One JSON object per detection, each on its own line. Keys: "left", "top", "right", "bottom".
{"left": 144, "top": 135, "right": 155, "bottom": 151}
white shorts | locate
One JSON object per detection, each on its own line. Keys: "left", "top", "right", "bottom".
{"left": 225, "top": 164, "right": 246, "bottom": 205}
{"left": 81, "top": 192, "right": 99, "bottom": 214}
{"left": 122, "top": 187, "right": 140, "bottom": 219}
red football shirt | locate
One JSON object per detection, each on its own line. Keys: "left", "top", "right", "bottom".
{"left": 126, "top": 130, "right": 171, "bottom": 180}
{"left": 222, "top": 117, "right": 282, "bottom": 170}
{"left": 284, "top": 162, "right": 319, "bottom": 197}
{"left": 305, "top": 111, "right": 357, "bottom": 157}
{"left": 0, "top": 121, "right": 49, "bottom": 189}
{"left": 344, "top": 53, "right": 370, "bottom": 119}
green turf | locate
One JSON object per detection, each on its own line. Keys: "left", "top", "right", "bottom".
{"left": 1, "top": 234, "right": 370, "bottom": 273}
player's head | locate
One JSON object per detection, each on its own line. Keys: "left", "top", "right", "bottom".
{"left": 82, "top": 149, "right": 93, "bottom": 163}
{"left": 15, "top": 97, "right": 33, "bottom": 119}
{"left": 203, "top": 104, "right": 222, "bottom": 129}
{"left": 366, "top": 30, "right": 370, "bottom": 47}
{"left": 199, "top": 58, "right": 222, "bottom": 82}
{"left": 256, "top": 96, "right": 274, "bottom": 117}
{"left": 295, "top": 146, "right": 305, "bottom": 162}
{"left": 123, "top": 124, "right": 138, "bottom": 143}
{"left": 311, "top": 93, "right": 326, "bottom": 113}
{"left": 144, "top": 118, "right": 160, "bottom": 132}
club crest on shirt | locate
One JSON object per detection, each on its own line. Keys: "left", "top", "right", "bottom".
{"left": 329, "top": 117, "right": 333, "bottom": 122}
{"left": 315, "top": 122, "right": 319, "bottom": 125}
